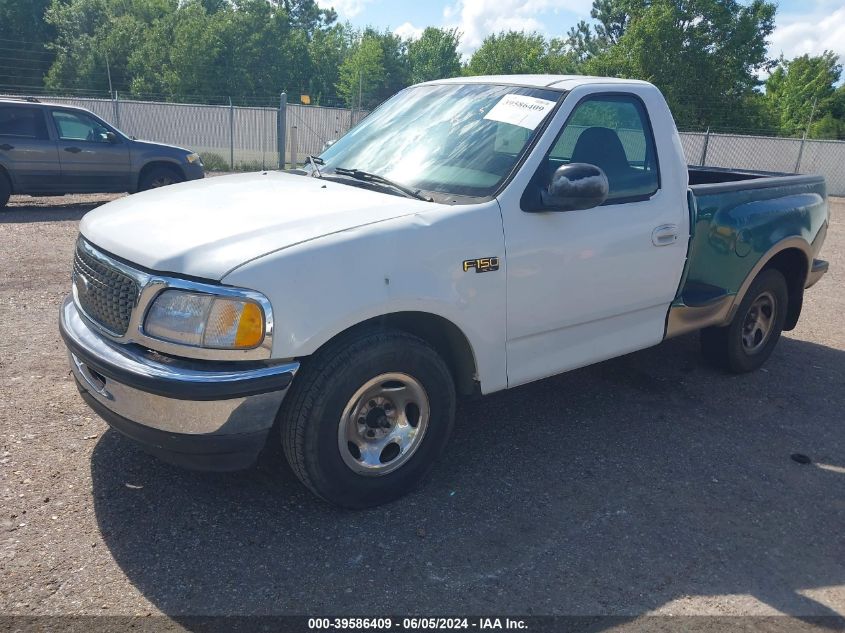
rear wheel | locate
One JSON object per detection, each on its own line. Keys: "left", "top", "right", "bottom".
{"left": 139, "top": 165, "right": 183, "bottom": 191}
{"left": 0, "top": 172, "right": 10, "bottom": 209}
{"left": 700, "top": 268, "right": 788, "bottom": 373}
{"left": 279, "top": 328, "right": 456, "bottom": 508}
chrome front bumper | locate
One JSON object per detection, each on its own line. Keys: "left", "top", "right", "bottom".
{"left": 60, "top": 297, "right": 299, "bottom": 470}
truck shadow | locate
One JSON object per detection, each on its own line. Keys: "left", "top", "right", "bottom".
{"left": 89, "top": 333, "right": 845, "bottom": 624}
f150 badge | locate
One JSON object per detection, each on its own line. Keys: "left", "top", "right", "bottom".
{"left": 463, "top": 257, "right": 500, "bottom": 273}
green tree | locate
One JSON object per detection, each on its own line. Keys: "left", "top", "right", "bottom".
{"left": 307, "top": 22, "right": 354, "bottom": 104}
{"left": 590, "top": 0, "right": 636, "bottom": 46}
{"left": 582, "top": 0, "right": 777, "bottom": 131}
{"left": 337, "top": 32, "right": 384, "bottom": 109}
{"left": 337, "top": 29, "right": 408, "bottom": 109}
{"left": 282, "top": 0, "right": 336, "bottom": 33}
{"left": 545, "top": 37, "right": 581, "bottom": 74}
{"left": 406, "top": 27, "right": 461, "bottom": 84}
{"left": 765, "top": 51, "right": 843, "bottom": 137}
{"left": 466, "top": 31, "right": 548, "bottom": 75}
{"left": 466, "top": 31, "right": 579, "bottom": 76}
{"left": 45, "top": 0, "right": 175, "bottom": 95}
{"left": 45, "top": 0, "right": 336, "bottom": 101}
{"left": 564, "top": 21, "right": 601, "bottom": 63}
{"left": 376, "top": 29, "right": 410, "bottom": 102}
{"left": 0, "top": 0, "right": 57, "bottom": 90}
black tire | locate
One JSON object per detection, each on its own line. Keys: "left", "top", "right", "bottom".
{"left": 279, "top": 327, "right": 456, "bottom": 508}
{"left": 0, "top": 172, "right": 10, "bottom": 209}
{"left": 700, "top": 268, "right": 788, "bottom": 373}
{"left": 139, "top": 165, "right": 183, "bottom": 191}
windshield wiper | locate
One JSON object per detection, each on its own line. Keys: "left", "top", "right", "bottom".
{"left": 332, "top": 167, "right": 432, "bottom": 202}
{"left": 306, "top": 155, "right": 323, "bottom": 178}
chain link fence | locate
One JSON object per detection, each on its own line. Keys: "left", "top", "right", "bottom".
{"left": 5, "top": 93, "right": 845, "bottom": 195}
{"left": 677, "top": 130, "right": 845, "bottom": 191}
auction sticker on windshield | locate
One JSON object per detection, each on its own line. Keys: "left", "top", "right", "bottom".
{"left": 483, "top": 94, "right": 557, "bottom": 130}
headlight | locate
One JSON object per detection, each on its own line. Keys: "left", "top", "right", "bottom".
{"left": 144, "top": 290, "right": 265, "bottom": 349}
{"left": 186, "top": 152, "right": 202, "bottom": 165}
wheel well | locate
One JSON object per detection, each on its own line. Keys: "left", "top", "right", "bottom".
{"left": 138, "top": 161, "right": 184, "bottom": 188}
{"left": 320, "top": 312, "right": 479, "bottom": 397}
{"left": 762, "top": 248, "right": 808, "bottom": 331}
{"left": 0, "top": 165, "right": 11, "bottom": 190}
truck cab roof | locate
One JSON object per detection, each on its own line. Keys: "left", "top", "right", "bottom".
{"left": 422, "top": 74, "right": 655, "bottom": 91}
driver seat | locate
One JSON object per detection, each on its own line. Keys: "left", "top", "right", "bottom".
{"left": 570, "top": 127, "right": 634, "bottom": 192}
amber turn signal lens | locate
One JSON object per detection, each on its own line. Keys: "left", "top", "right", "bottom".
{"left": 234, "top": 301, "right": 264, "bottom": 348}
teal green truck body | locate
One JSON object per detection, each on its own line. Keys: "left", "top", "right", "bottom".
{"left": 667, "top": 168, "right": 829, "bottom": 338}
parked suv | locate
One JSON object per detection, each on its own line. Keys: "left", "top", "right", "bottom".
{"left": 0, "top": 97, "right": 204, "bottom": 209}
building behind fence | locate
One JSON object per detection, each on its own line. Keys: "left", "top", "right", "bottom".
{"left": 8, "top": 93, "right": 845, "bottom": 196}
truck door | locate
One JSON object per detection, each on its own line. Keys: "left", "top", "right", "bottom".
{"left": 0, "top": 105, "right": 61, "bottom": 193}
{"left": 499, "top": 88, "right": 689, "bottom": 387}
{"left": 49, "top": 109, "right": 131, "bottom": 192}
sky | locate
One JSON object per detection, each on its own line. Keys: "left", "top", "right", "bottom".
{"left": 315, "top": 0, "right": 845, "bottom": 69}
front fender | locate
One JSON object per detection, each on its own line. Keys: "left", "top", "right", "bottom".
{"left": 221, "top": 201, "right": 509, "bottom": 394}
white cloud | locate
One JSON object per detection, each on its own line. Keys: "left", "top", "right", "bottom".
{"left": 394, "top": 21, "right": 425, "bottom": 41}
{"left": 443, "top": 0, "right": 593, "bottom": 55}
{"left": 768, "top": 4, "right": 845, "bottom": 65}
{"left": 315, "top": 0, "right": 372, "bottom": 19}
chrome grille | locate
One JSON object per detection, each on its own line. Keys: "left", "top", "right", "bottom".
{"left": 73, "top": 241, "right": 139, "bottom": 335}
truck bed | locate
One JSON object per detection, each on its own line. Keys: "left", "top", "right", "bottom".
{"left": 667, "top": 167, "right": 829, "bottom": 337}
{"left": 689, "top": 166, "right": 811, "bottom": 188}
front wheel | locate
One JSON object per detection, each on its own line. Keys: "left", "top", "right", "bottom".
{"left": 700, "top": 268, "right": 789, "bottom": 373}
{"left": 139, "top": 165, "right": 183, "bottom": 191}
{"left": 279, "top": 328, "right": 456, "bottom": 508}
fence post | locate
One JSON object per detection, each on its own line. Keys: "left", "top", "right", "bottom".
{"left": 228, "top": 97, "right": 234, "bottom": 170}
{"left": 291, "top": 125, "right": 298, "bottom": 169}
{"left": 112, "top": 90, "right": 120, "bottom": 129}
{"left": 794, "top": 133, "right": 806, "bottom": 174}
{"left": 699, "top": 127, "right": 710, "bottom": 166}
{"left": 278, "top": 92, "right": 287, "bottom": 169}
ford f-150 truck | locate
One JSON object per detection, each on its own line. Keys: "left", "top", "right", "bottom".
{"left": 60, "top": 75, "right": 829, "bottom": 508}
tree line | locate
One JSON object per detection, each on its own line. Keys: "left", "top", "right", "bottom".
{"left": 1, "top": 0, "right": 843, "bottom": 138}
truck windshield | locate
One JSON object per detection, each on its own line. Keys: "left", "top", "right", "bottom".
{"left": 318, "top": 83, "right": 563, "bottom": 200}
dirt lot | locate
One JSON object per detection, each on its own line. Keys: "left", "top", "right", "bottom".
{"left": 1, "top": 191, "right": 843, "bottom": 623}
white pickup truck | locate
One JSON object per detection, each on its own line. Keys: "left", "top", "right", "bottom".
{"left": 61, "top": 75, "right": 829, "bottom": 507}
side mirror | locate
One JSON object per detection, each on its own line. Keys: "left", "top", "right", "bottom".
{"left": 540, "top": 163, "right": 609, "bottom": 211}
{"left": 105, "top": 131, "right": 119, "bottom": 143}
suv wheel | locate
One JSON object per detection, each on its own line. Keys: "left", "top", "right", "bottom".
{"left": 279, "top": 328, "right": 456, "bottom": 508}
{"left": 139, "top": 166, "right": 183, "bottom": 191}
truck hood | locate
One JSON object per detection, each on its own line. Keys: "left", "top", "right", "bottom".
{"left": 80, "top": 172, "right": 429, "bottom": 280}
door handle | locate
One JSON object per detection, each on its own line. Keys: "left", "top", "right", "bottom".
{"left": 0, "top": 143, "right": 13, "bottom": 151}
{"left": 652, "top": 224, "right": 679, "bottom": 246}
{"left": 64, "top": 146, "right": 82, "bottom": 153}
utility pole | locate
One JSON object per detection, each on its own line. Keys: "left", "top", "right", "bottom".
{"left": 114, "top": 91, "right": 121, "bottom": 129}
{"left": 278, "top": 92, "right": 287, "bottom": 169}
{"left": 795, "top": 98, "right": 818, "bottom": 174}
{"left": 700, "top": 127, "right": 710, "bottom": 167}
{"left": 358, "top": 71, "right": 363, "bottom": 121}
{"left": 228, "top": 96, "right": 234, "bottom": 170}
{"left": 805, "top": 97, "right": 818, "bottom": 136}
{"left": 105, "top": 54, "right": 113, "bottom": 97}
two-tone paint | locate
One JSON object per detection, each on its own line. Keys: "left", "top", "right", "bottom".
{"left": 76, "top": 76, "right": 829, "bottom": 399}
{"left": 63, "top": 75, "right": 829, "bottom": 474}
{"left": 666, "top": 172, "right": 829, "bottom": 338}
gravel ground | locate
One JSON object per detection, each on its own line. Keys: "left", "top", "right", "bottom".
{"left": 0, "top": 190, "right": 843, "bottom": 623}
